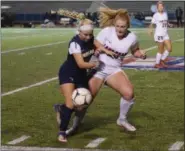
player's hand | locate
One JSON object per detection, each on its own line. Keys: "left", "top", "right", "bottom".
{"left": 91, "top": 63, "right": 97, "bottom": 69}
{"left": 105, "top": 50, "right": 117, "bottom": 59}
{"left": 140, "top": 50, "right": 147, "bottom": 60}
{"left": 148, "top": 29, "right": 153, "bottom": 37}
{"left": 91, "top": 61, "right": 100, "bottom": 69}
{"left": 168, "top": 23, "right": 173, "bottom": 28}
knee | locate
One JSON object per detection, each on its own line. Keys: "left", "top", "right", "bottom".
{"left": 168, "top": 48, "right": 172, "bottom": 52}
{"left": 122, "top": 85, "right": 134, "bottom": 101}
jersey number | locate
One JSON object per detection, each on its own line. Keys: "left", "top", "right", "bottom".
{"left": 162, "top": 23, "right": 167, "bottom": 28}
{"left": 158, "top": 36, "right": 163, "bottom": 41}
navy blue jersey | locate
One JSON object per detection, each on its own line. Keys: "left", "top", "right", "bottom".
{"left": 58, "top": 35, "right": 95, "bottom": 87}
{"left": 66, "top": 35, "right": 95, "bottom": 72}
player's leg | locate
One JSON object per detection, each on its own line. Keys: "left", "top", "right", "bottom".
{"left": 89, "top": 77, "right": 104, "bottom": 98}
{"left": 179, "top": 17, "right": 183, "bottom": 27}
{"left": 161, "top": 37, "right": 172, "bottom": 63}
{"left": 57, "top": 83, "right": 75, "bottom": 142}
{"left": 106, "top": 70, "right": 136, "bottom": 132}
{"left": 177, "top": 17, "right": 180, "bottom": 27}
{"left": 154, "top": 36, "right": 165, "bottom": 68}
{"left": 66, "top": 72, "right": 105, "bottom": 136}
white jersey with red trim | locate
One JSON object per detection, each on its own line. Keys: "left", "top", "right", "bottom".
{"left": 151, "top": 12, "right": 168, "bottom": 36}
{"left": 96, "top": 26, "right": 138, "bottom": 67}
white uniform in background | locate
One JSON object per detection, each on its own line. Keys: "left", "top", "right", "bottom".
{"left": 151, "top": 12, "right": 170, "bottom": 42}
{"left": 94, "top": 26, "right": 138, "bottom": 81}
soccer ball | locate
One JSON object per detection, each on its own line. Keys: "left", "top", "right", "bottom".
{"left": 72, "top": 88, "right": 92, "bottom": 107}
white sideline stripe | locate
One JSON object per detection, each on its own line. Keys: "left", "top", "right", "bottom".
{"left": 18, "top": 52, "right": 25, "bottom": 56}
{"left": 46, "top": 52, "right": 53, "bottom": 55}
{"left": 1, "top": 38, "right": 184, "bottom": 97}
{"left": 85, "top": 138, "right": 107, "bottom": 148}
{"left": 1, "top": 77, "right": 57, "bottom": 97}
{"left": 168, "top": 141, "right": 184, "bottom": 151}
{"left": 1, "top": 146, "right": 122, "bottom": 151}
{"left": 7, "top": 135, "right": 31, "bottom": 145}
{"left": 2, "top": 41, "right": 66, "bottom": 54}
{"left": 2, "top": 33, "right": 65, "bottom": 40}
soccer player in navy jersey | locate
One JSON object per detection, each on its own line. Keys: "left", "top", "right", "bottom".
{"left": 54, "top": 14, "right": 114, "bottom": 142}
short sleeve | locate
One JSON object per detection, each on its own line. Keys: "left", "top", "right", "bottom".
{"left": 69, "top": 42, "right": 81, "bottom": 54}
{"left": 151, "top": 14, "right": 157, "bottom": 24}
{"left": 130, "top": 33, "right": 139, "bottom": 50}
{"left": 96, "top": 27, "right": 110, "bottom": 45}
{"left": 131, "top": 33, "right": 138, "bottom": 47}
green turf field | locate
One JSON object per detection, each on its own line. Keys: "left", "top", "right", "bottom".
{"left": 1, "top": 28, "right": 184, "bottom": 151}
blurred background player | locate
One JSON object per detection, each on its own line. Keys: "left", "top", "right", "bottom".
{"left": 67, "top": 7, "right": 146, "bottom": 135}
{"left": 149, "top": 1, "right": 172, "bottom": 68}
{"left": 175, "top": 6, "right": 183, "bottom": 28}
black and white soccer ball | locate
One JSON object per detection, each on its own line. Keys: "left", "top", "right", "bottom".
{"left": 72, "top": 88, "right": 92, "bottom": 107}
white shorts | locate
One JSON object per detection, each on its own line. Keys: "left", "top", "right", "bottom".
{"left": 154, "top": 34, "right": 170, "bottom": 43}
{"left": 93, "top": 63, "right": 122, "bottom": 82}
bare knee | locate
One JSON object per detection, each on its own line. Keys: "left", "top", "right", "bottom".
{"left": 122, "top": 85, "right": 134, "bottom": 101}
{"left": 168, "top": 48, "right": 172, "bottom": 52}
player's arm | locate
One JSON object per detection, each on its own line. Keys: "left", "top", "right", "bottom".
{"left": 148, "top": 14, "right": 156, "bottom": 36}
{"left": 94, "top": 27, "right": 117, "bottom": 58}
{"left": 131, "top": 42, "right": 146, "bottom": 60}
{"left": 94, "top": 39, "right": 117, "bottom": 58}
{"left": 167, "top": 22, "right": 173, "bottom": 27}
{"left": 73, "top": 54, "right": 96, "bottom": 69}
{"left": 148, "top": 23, "right": 155, "bottom": 36}
{"left": 69, "top": 42, "right": 96, "bottom": 69}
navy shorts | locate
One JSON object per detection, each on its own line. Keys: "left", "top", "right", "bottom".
{"left": 58, "top": 65, "right": 89, "bottom": 89}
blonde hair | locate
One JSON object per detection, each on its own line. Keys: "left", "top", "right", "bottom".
{"left": 157, "top": 1, "right": 164, "bottom": 7}
{"left": 99, "top": 7, "right": 130, "bottom": 28}
{"left": 79, "top": 19, "right": 93, "bottom": 27}
{"left": 51, "top": 9, "right": 93, "bottom": 27}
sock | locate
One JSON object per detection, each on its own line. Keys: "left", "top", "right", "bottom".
{"left": 118, "top": 97, "right": 134, "bottom": 121}
{"left": 59, "top": 104, "right": 74, "bottom": 131}
{"left": 71, "top": 108, "right": 88, "bottom": 130}
{"left": 156, "top": 53, "right": 162, "bottom": 64}
{"left": 161, "top": 50, "right": 169, "bottom": 60}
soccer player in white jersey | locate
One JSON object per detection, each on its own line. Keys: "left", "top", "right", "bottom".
{"left": 66, "top": 7, "right": 146, "bottom": 134}
{"left": 149, "top": 1, "right": 172, "bottom": 68}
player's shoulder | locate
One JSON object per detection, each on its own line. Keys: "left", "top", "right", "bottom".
{"left": 70, "top": 35, "right": 82, "bottom": 46}
{"left": 153, "top": 12, "right": 159, "bottom": 18}
{"left": 128, "top": 31, "right": 137, "bottom": 40}
{"left": 163, "top": 11, "right": 168, "bottom": 16}
{"left": 69, "top": 37, "right": 81, "bottom": 50}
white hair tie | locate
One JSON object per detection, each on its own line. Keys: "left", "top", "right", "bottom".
{"left": 79, "top": 25, "right": 93, "bottom": 31}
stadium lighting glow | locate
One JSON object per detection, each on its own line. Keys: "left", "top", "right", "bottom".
{"left": 1, "top": 5, "right": 11, "bottom": 9}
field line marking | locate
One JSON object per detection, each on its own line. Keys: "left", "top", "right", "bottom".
{"left": 2, "top": 33, "right": 66, "bottom": 40}
{"left": 1, "top": 38, "right": 184, "bottom": 97}
{"left": 2, "top": 41, "right": 66, "bottom": 54}
{"left": 1, "top": 145, "right": 123, "bottom": 151}
{"left": 7, "top": 135, "right": 31, "bottom": 145}
{"left": 168, "top": 141, "right": 184, "bottom": 151}
{"left": 85, "top": 138, "right": 107, "bottom": 148}
{"left": 45, "top": 52, "right": 53, "bottom": 55}
{"left": 1, "top": 77, "right": 57, "bottom": 97}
